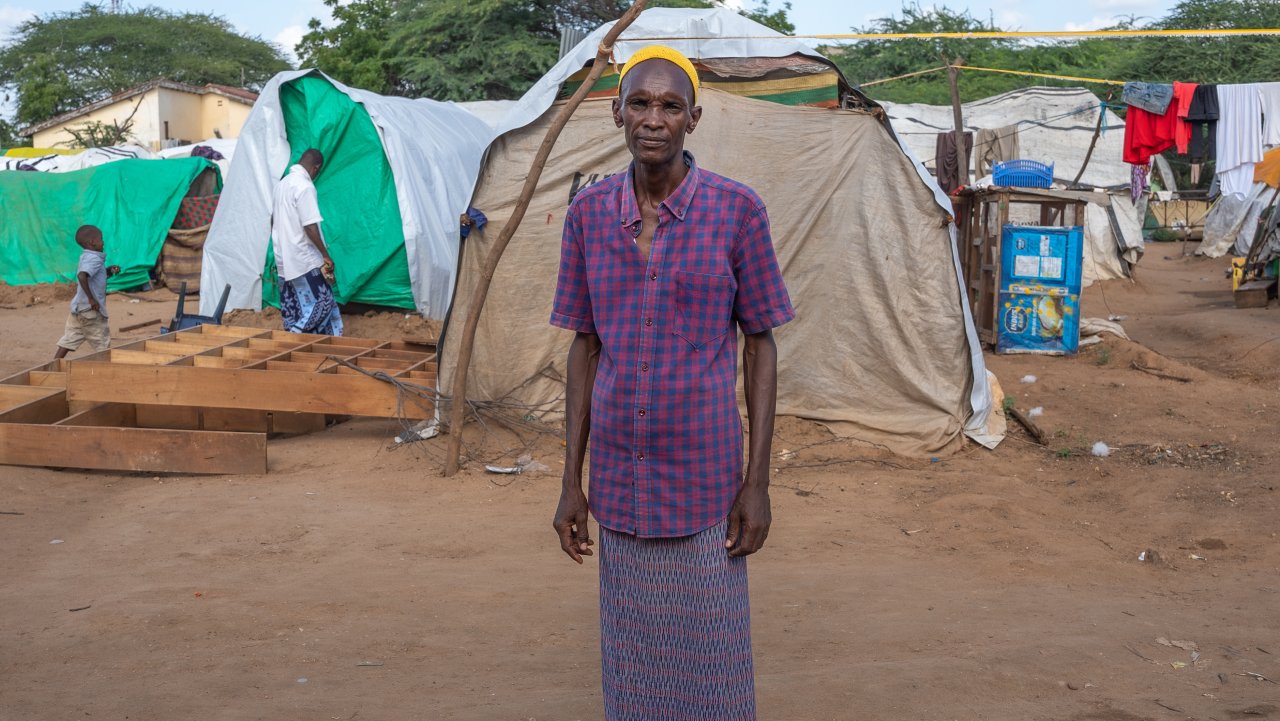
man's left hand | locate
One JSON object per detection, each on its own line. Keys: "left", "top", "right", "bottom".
{"left": 725, "top": 482, "right": 771, "bottom": 557}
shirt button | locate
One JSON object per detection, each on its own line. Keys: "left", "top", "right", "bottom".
{"left": 650, "top": 273, "right": 657, "bottom": 280}
{"left": 638, "top": 408, "right": 646, "bottom": 417}
{"left": 645, "top": 318, "right": 652, "bottom": 327}
{"left": 641, "top": 362, "right": 649, "bottom": 372}
{"left": 637, "top": 453, "right": 645, "bottom": 461}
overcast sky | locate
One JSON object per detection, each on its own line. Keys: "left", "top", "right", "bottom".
{"left": 3, "top": 0, "right": 1180, "bottom": 65}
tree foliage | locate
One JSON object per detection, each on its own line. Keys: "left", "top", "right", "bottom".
{"left": 0, "top": 3, "right": 291, "bottom": 128}
{"left": 829, "top": 1, "right": 1280, "bottom": 106}
{"left": 296, "top": 0, "right": 796, "bottom": 101}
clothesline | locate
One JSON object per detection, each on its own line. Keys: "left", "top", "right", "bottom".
{"left": 861, "top": 64, "right": 1126, "bottom": 88}
{"left": 618, "top": 28, "right": 1280, "bottom": 42}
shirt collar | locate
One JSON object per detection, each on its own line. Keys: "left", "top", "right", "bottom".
{"left": 619, "top": 151, "right": 700, "bottom": 229}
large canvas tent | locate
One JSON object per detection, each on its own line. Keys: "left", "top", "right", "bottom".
{"left": 0, "top": 157, "right": 218, "bottom": 290}
{"left": 437, "top": 9, "right": 994, "bottom": 455}
{"left": 881, "top": 87, "right": 1145, "bottom": 285}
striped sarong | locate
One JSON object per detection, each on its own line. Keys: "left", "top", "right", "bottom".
{"left": 279, "top": 268, "right": 343, "bottom": 336}
{"left": 599, "top": 518, "right": 755, "bottom": 721}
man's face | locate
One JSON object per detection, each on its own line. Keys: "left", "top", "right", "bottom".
{"left": 612, "top": 60, "right": 701, "bottom": 167}
{"left": 304, "top": 160, "right": 322, "bottom": 179}
{"left": 80, "top": 232, "right": 104, "bottom": 252}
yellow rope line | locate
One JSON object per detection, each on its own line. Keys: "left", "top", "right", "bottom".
{"left": 861, "top": 65, "right": 948, "bottom": 87}
{"left": 619, "top": 28, "right": 1280, "bottom": 42}
{"left": 954, "top": 64, "right": 1126, "bottom": 86}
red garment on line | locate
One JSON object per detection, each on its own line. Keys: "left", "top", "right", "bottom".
{"left": 1123, "top": 102, "right": 1179, "bottom": 165}
{"left": 1173, "top": 81, "right": 1199, "bottom": 154}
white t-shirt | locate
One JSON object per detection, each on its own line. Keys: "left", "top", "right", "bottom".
{"left": 271, "top": 164, "right": 326, "bottom": 281}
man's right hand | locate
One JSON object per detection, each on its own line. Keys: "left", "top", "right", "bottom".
{"left": 553, "top": 485, "right": 593, "bottom": 564}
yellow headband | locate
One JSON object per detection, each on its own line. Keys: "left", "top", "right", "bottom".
{"left": 617, "top": 45, "right": 700, "bottom": 105}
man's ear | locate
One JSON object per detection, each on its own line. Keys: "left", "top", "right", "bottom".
{"left": 611, "top": 97, "right": 624, "bottom": 128}
{"left": 686, "top": 105, "right": 702, "bottom": 134}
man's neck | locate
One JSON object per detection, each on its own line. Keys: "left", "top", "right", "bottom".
{"left": 632, "top": 156, "right": 688, "bottom": 209}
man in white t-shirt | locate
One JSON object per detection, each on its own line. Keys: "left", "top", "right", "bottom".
{"left": 271, "top": 148, "right": 343, "bottom": 336}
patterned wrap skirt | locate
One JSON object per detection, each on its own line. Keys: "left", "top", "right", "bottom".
{"left": 599, "top": 518, "right": 756, "bottom": 721}
{"left": 280, "top": 268, "right": 343, "bottom": 336}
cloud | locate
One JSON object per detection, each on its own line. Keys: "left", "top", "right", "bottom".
{"left": 1090, "top": 0, "right": 1157, "bottom": 8}
{"left": 274, "top": 24, "right": 306, "bottom": 65}
{"left": 1064, "top": 15, "right": 1125, "bottom": 31}
{"left": 0, "top": 5, "right": 36, "bottom": 40}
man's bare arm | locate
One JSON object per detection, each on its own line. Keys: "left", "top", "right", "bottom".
{"left": 76, "top": 271, "right": 99, "bottom": 312}
{"left": 554, "top": 331, "right": 602, "bottom": 563}
{"left": 726, "top": 329, "right": 779, "bottom": 557}
{"left": 303, "top": 223, "right": 332, "bottom": 262}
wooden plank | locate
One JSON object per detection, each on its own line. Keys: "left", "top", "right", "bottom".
{"left": 0, "top": 385, "right": 62, "bottom": 412}
{"left": 56, "top": 402, "right": 137, "bottom": 427}
{"left": 367, "top": 349, "right": 434, "bottom": 362}
{"left": 27, "top": 371, "right": 67, "bottom": 388}
{"left": 0, "top": 392, "right": 70, "bottom": 425}
{"left": 311, "top": 336, "right": 379, "bottom": 348}
{"left": 355, "top": 357, "right": 411, "bottom": 371}
{"left": 248, "top": 338, "right": 306, "bottom": 352}
{"left": 193, "top": 356, "right": 251, "bottom": 369}
{"left": 302, "top": 345, "right": 373, "bottom": 358}
{"left": 181, "top": 325, "right": 268, "bottom": 340}
{"left": 264, "top": 360, "right": 326, "bottom": 373}
{"left": 68, "top": 363, "right": 432, "bottom": 419}
{"left": 143, "top": 340, "right": 218, "bottom": 355}
{"left": 110, "top": 349, "right": 187, "bottom": 366}
{"left": 218, "top": 347, "right": 274, "bottom": 361}
{"left": 0, "top": 424, "right": 267, "bottom": 474}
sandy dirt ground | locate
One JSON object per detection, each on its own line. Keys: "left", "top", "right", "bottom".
{"left": 2, "top": 247, "right": 1279, "bottom": 721}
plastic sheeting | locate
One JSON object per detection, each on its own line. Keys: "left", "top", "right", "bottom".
{"left": 440, "top": 90, "right": 987, "bottom": 456}
{"left": 0, "top": 145, "right": 155, "bottom": 173}
{"left": 199, "top": 70, "right": 495, "bottom": 318}
{"left": 1200, "top": 182, "right": 1274, "bottom": 257}
{"left": 0, "top": 157, "right": 218, "bottom": 290}
{"left": 880, "top": 86, "right": 1130, "bottom": 189}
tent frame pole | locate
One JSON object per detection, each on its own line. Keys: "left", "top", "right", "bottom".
{"left": 442, "top": 0, "right": 649, "bottom": 477}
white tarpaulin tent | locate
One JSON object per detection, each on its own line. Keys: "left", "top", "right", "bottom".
{"left": 881, "top": 86, "right": 1144, "bottom": 284}
{"left": 199, "top": 70, "right": 495, "bottom": 317}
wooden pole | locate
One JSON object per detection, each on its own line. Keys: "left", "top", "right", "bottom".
{"left": 442, "top": 1, "right": 649, "bottom": 476}
{"left": 946, "top": 58, "right": 967, "bottom": 191}
{"left": 1071, "top": 92, "right": 1110, "bottom": 186}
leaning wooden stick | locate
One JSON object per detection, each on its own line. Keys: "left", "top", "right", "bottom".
{"left": 443, "top": 0, "right": 649, "bottom": 476}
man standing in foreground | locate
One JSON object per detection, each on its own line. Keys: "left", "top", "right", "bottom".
{"left": 271, "top": 148, "right": 342, "bottom": 336}
{"left": 551, "top": 46, "right": 794, "bottom": 720}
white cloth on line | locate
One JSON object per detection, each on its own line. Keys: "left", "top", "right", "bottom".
{"left": 270, "top": 164, "right": 326, "bottom": 282}
{"left": 1259, "top": 82, "right": 1280, "bottom": 147}
{"left": 1215, "top": 84, "right": 1264, "bottom": 197}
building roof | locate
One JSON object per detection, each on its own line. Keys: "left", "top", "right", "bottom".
{"left": 20, "top": 79, "right": 260, "bottom": 137}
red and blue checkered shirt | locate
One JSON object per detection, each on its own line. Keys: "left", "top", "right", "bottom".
{"left": 551, "top": 153, "right": 795, "bottom": 538}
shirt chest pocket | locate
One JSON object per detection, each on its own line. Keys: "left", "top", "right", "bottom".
{"left": 674, "top": 271, "right": 736, "bottom": 349}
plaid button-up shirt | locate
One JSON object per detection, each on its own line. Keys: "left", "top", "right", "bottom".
{"left": 551, "top": 153, "right": 794, "bottom": 538}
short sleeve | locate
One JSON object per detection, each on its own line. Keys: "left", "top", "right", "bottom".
{"left": 550, "top": 205, "right": 596, "bottom": 334}
{"left": 78, "top": 251, "right": 104, "bottom": 276}
{"left": 732, "top": 205, "right": 795, "bottom": 335}
{"left": 296, "top": 184, "right": 324, "bottom": 227}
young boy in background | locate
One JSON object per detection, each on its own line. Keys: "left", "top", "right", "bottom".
{"left": 53, "top": 225, "right": 120, "bottom": 359}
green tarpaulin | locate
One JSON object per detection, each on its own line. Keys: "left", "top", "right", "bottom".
{"left": 263, "top": 74, "right": 414, "bottom": 310}
{"left": 0, "top": 157, "right": 219, "bottom": 291}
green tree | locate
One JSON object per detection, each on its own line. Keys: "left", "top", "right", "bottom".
{"left": 1108, "top": 0, "right": 1280, "bottom": 83}
{"left": 296, "top": 0, "right": 795, "bottom": 102}
{"left": 0, "top": 3, "right": 291, "bottom": 128}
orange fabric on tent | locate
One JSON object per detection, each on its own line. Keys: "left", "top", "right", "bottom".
{"left": 1254, "top": 146, "right": 1280, "bottom": 188}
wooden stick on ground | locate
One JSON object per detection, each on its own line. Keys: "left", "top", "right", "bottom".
{"left": 442, "top": 1, "right": 649, "bottom": 476}
{"left": 1008, "top": 406, "right": 1048, "bottom": 445}
{"left": 119, "top": 318, "right": 162, "bottom": 333}
{"left": 1130, "top": 361, "right": 1192, "bottom": 383}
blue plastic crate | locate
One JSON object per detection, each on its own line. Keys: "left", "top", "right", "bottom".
{"left": 992, "top": 159, "right": 1054, "bottom": 188}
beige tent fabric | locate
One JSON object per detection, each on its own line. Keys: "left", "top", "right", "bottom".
{"left": 441, "top": 89, "right": 976, "bottom": 456}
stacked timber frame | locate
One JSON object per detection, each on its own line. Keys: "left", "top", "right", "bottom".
{"left": 0, "top": 325, "right": 436, "bottom": 475}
